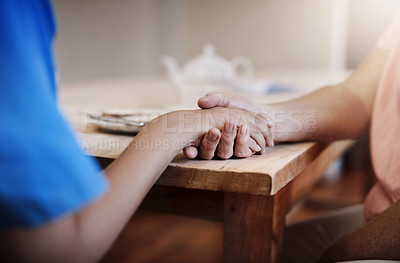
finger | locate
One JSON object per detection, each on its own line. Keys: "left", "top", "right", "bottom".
{"left": 259, "top": 113, "right": 275, "bottom": 141}
{"left": 248, "top": 119, "right": 267, "bottom": 151}
{"left": 198, "top": 93, "right": 233, "bottom": 109}
{"left": 262, "top": 115, "right": 274, "bottom": 128}
{"left": 198, "top": 128, "right": 222, "bottom": 160}
{"left": 183, "top": 146, "right": 198, "bottom": 159}
{"left": 198, "top": 93, "right": 264, "bottom": 114}
{"left": 216, "top": 121, "right": 236, "bottom": 159}
{"left": 234, "top": 124, "right": 254, "bottom": 158}
{"left": 255, "top": 114, "right": 274, "bottom": 148}
{"left": 249, "top": 138, "right": 262, "bottom": 153}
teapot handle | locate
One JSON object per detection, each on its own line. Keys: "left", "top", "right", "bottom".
{"left": 231, "top": 56, "right": 254, "bottom": 79}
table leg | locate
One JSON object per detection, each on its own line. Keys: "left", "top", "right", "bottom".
{"left": 223, "top": 192, "right": 288, "bottom": 263}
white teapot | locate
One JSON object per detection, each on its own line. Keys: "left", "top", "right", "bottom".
{"left": 161, "top": 44, "right": 254, "bottom": 89}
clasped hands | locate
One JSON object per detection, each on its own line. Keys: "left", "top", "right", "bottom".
{"left": 183, "top": 93, "right": 274, "bottom": 160}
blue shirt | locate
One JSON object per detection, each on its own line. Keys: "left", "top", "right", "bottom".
{"left": 0, "top": 0, "right": 108, "bottom": 231}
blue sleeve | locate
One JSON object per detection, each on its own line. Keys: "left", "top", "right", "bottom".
{"left": 0, "top": 0, "right": 108, "bottom": 231}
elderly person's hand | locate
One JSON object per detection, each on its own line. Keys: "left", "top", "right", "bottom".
{"left": 183, "top": 93, "right": 274, "bottom": 160}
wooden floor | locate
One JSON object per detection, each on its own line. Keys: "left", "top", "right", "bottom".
{"left": 100, "top": 140, "right": 374, "bottom": 263}
{"left": 100, "top": 210, "right": 223, "bottom": 263}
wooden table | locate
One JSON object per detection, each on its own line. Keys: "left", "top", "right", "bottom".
{"left": 60, "top": 72, "right": 351, "bottom": 263}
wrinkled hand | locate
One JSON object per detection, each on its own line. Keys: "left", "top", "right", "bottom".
{"left": 181, "top": 106, "right": 273, "bottom": 159}
{"left": 184, "top": 93, "right": 274, "bottom": 160}
{"left": 184, "top": 120, "right": 263, "bottom": 159}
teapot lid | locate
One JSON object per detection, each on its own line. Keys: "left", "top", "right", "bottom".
{"left": 182, "top": 44, "right": 234, "bottom": 82}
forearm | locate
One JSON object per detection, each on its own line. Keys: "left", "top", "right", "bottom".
{"left": 74, "top": 123, "right": 188, "bottom": 261}
{"left": 0, "top": 112, "right": 198, "bottom": 263}
{"left": 264, "top": 84, "right": 370, "bottom": 142}
{"left": 319, "top": 200, "right": 400, "bottom": 262}
{"left": 60, "top": 111, "right": 203, "bottom": 262}
{"left": 264, "top": 47, "right": 388, "bottom": 143}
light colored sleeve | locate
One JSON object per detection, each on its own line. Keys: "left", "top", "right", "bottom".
{"left": 376, "top": 10, "right": 400, "bottom": 50}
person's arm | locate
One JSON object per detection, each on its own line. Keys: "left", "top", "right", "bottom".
{"left": 0, "top": 107, "right": 270, "bottom": 263}
{"left": 264, "top": 47, "right": 388, "bottom": 142}
{"left": 185, "top": 46, "right": 389, "bottom": 159}
{"left": 319, "top": 199, "right": 400, "bottom": 262}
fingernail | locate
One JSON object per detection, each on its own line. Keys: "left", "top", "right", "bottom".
{"left": 197, "top": 96, "right": 210, "bottom": 107}
{"left": 208, "top": 133, "right": 218, "bottom": 142}
{"left": 255, "top": 144, "right": 262, "bottom": 151}
{"left": 260, "top": 114, "right": 273, "bottom": 127}
{"left": 224, "top": 122, "right": 234, "bottom": 134}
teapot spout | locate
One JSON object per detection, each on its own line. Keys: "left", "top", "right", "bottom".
{"left": 160, "top": 56, "right": 183, "bottom": 87}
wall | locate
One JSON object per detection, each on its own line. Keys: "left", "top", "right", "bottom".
{"left": 347, "top": 0, "right": 400, "bottom": 68}
{"left": 53, "top": 0, "right": 185, "bottom": 83}
{"left": 53, "top": 0, "right": 400, "bottom": 84}
{"left": 184, "top": 0, "right": 336, "bottom": 70}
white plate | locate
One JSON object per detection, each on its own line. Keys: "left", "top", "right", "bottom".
{"left": 85, "top": 108, "right": 168, "bottom": 134}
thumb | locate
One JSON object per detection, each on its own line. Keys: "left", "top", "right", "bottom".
{"left": 197, "top": 93, "right": 233, "bottom": 109}
{"left": 198, "top": 93, "right": 262, "bottom": 114}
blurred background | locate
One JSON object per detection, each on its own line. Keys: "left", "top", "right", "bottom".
{"left": 54, "top": 0, "right": 400, "bottom": 84}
